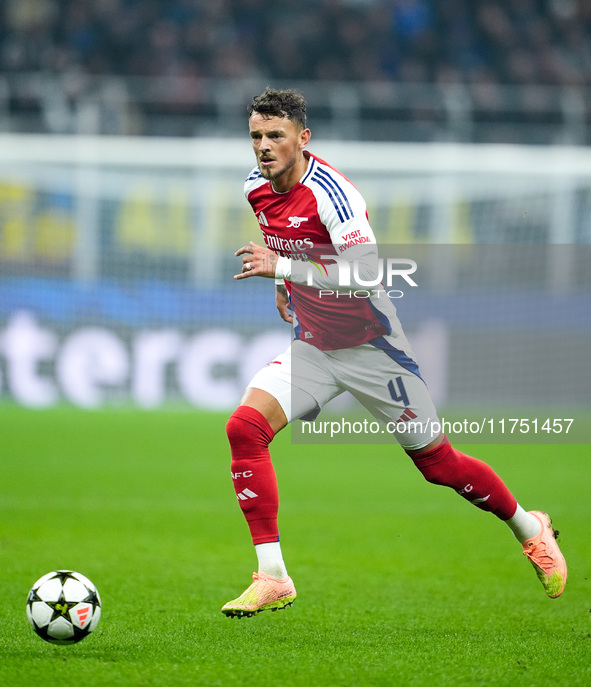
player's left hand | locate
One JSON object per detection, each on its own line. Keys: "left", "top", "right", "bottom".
{"left": 234, "top": 241, "right": 279, "bottom": 279}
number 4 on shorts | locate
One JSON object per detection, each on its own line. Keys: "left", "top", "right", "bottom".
{"left": 388, "top": 376, "right": 410, "bottom": 407}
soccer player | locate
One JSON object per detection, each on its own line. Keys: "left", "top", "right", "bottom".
{"left": 221, "top": 87, "right": 567, "bottom": 617}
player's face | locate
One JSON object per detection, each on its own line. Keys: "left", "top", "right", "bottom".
{"left": 249, "top": 113, "right": 310, "bottom": 192}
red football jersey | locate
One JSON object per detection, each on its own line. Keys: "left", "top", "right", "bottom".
{"left": 245, "top": 152, "right": 403, "bottom": 350}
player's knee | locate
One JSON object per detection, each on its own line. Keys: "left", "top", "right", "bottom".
{"left": 410, "top": 441, "right": 459, "bottom": 487}
{"left": 226, "top": 413, "right": 253, "bottom": 448}
{"left": 418, "top": 462, "right": 453, "bottom": 486}
{"left": 226, "top": 406, "right": 274, "bottom": 451}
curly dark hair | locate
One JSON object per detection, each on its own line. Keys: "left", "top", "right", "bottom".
{"left": 248, "top": 87, "right": 307, "bottom": 130}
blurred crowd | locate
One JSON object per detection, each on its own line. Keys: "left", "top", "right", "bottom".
{"left": 2, "top": 0, "right": 590, "bottom": 87}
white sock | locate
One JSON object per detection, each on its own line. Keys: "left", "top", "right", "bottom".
{"left": 255, "top": 542, "right": 288, "bottom": 579}
{"left": 505, "top": 504, "right": 542, "bottom": 544}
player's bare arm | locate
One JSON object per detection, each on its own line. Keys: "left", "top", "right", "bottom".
{"left": 275, "top": 284, "right": 293, "bottom": 323}
{"left": 234, "top": 241, "right": 279, "bottom": 280}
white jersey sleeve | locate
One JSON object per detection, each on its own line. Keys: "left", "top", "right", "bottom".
{"left": 282, "top": 158, "right": 381, "bottom": 291}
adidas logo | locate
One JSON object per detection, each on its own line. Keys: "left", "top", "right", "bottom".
{"left": 258, "top": 211, "right": 269, "bottom": 227}
{"left": 471, "top": 494, "right": 490, "bottom": 504}
{"left": 237, "top": 488, "right": 258, "bottom": 501}
{"left": 396, "top": 407, "right": 417, "bottom": 423}
{"left": 76, "top": 605, "right": 90, "bottom": 627}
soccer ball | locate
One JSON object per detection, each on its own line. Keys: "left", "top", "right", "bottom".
{"left": 26, "top": 570, "right": 101, "bottom": 645}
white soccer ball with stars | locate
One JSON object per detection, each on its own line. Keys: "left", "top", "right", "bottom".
{"left": 26, "top": 570, "right": 101, "bottom": 645}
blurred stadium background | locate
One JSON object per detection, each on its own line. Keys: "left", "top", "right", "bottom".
{"left": 0, "top": 0, "right": 589, "bottom": 417}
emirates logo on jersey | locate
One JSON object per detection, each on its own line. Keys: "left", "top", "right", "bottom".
{"left": 262, "top": 231, "right": 314, "bottom": 255}
{"left": 287, "top": 216, "right": 309, "bottom": 228}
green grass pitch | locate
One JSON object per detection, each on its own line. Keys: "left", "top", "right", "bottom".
{"left": 1, "top": 407, "right": 589, "bottom": 686}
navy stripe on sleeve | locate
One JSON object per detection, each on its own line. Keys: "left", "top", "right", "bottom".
{"left": 314, "top": 167, "right": 354, "bottom": 218}
{"left": 311, "top": 173, "right": 347, "bottom": 222}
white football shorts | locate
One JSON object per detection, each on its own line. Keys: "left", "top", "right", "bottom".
{"left": 246, "top": 336, "right": 440, "bottom": 450}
